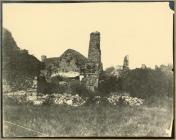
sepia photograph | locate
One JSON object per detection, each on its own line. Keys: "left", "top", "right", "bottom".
{"left": 2, "top": 1, "right": 175, "bottom": 138}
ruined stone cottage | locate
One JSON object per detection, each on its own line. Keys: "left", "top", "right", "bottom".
{"left": 40, "top": 31, "right": 103, "bottom": 92}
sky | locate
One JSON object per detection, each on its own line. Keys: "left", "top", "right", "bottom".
{"left": 3, "top": 2, "right": 174, "bottom": 69}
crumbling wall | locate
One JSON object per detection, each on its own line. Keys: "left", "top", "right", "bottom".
{"left": 85, "top": 75, "right": 99, "bottom": 91}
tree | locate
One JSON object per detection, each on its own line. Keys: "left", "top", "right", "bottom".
{"left": 2, "top": 28, "right": 42, "bottom": 91}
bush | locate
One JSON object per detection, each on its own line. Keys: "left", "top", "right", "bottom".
{"left": 98, "top": 72, "right": 122, "bottom": 96}
{"left": 69, "top": 80, "right": 91, "bottom": 98}
{"left": 120, "top": 68, "right": 173, "bottom": 99}
{"left": 50, "top": 75, "right": 64, "bottom": 84}
{"left": 98, "top": 67, "right": 173, "bottom": 101}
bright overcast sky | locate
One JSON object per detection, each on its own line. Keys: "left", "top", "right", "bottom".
{"left": 3, "top": 2, "right": 173, "bottom": 69}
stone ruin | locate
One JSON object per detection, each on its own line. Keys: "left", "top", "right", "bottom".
{"left": 123, "top": 55, "right": 129, "bottom": 70}
{"left": 39, "top": 31, "right": 132, "bottom": 93}
{"left": 39, "top": 31, "right": 103, "bottom": 92}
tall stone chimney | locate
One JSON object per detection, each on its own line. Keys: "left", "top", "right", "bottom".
{"left": 83, "top": 31, "right": 103, "bottom": 92}
{"left": 88, "top": 31, "right": 103, "bottom": 72}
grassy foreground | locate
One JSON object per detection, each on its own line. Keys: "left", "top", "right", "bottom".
{"left": 3, "top": 98, "right": 173, "bottom": 137}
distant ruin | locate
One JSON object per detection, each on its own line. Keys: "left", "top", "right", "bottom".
{"left": 123, "top": 55, "right": 129, "bottom": 70}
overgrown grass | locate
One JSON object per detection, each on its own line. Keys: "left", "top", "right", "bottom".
{"left": 3, "top": 96, "right": 173, "bottom": 137}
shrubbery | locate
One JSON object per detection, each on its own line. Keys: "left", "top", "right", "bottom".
{"left": 69, "top": 80, "right": 91, "bottom": 98}
{"left": 121, "top": 68, "right": 173, "bottom": 99}
{"left": 98, "top": 72, "right": 123, "bottom": 96}
{"left": 37, "top": 65, "right": 173, "bottom": 103}
{"left": 99, "top": 66, "right": 173, "bottom": 100}
{"left": 37, "top": 76, "right": 91, "bottom": 98}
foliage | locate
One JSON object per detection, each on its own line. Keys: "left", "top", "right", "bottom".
{"left": 99, "top": 66, "right": 173, "bottom": 101}
{"left": 2, "top": 28, "right": 42, "bottom": 91}
{"left": 37, "top": 75, "right": 49, "bottom": 94}
{"left": 98, "top": 72, "right": 122, "bottom": 96}
{"left": 69, "top": 80, "right": 91, "bottom": 98}
{"left": 37, "top": 75, "right": 68, "bottom": 94}
{"left": 50, "top": 75, "right": 64, "bottom": 83}
{"left": 121, "top": 68, "right": 173, "bottom": 99}
{"left": 59, "top": 49, "right": 88, "bottom": 70}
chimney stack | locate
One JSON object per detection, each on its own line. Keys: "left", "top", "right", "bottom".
{"left": 88, "top": 31, "right": 103, "bottom": 71}
{"left": 41, "top": 55, "right": 47, "bottom": 62}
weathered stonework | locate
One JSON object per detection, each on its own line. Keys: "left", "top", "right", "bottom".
{"left": 82, "top": 31, "right": 103, "bottom": 92}
{"left": 88, "top": 32, "right": 101, "bottom": 62}
{"left": 80, "top": 60, "right": 99, "bottom": 90}
{"left": 88, "top": 31, "right": 103, "bottom": 73}
{"left": 84, "top": 75, "right": 99, "bottom": 91}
